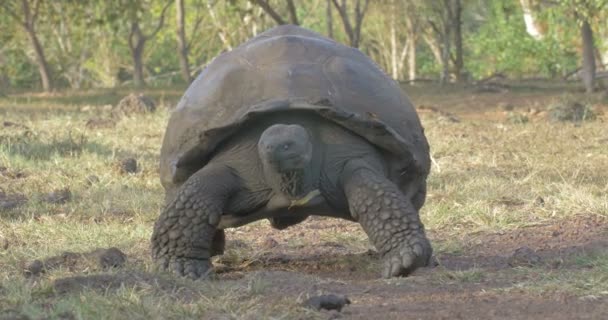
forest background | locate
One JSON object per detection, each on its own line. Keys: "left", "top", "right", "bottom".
{"left": 1, "top": 0, "right": 607, "bottom": 94}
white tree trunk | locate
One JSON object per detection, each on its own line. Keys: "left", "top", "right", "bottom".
{"left": 519, "top": 0, "right": 543, "bottom": 40}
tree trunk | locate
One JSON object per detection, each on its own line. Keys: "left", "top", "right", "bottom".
{"left": 438, "top": 0, "right": 452, "bottom": 84}
{"left": 407, "top": 36, "right": 416, "bottom": 82}
{"left": 581, "top": 19, "right": 595, "bottom": 93}
{"left": 452, "top": 0, "right": 464, "bottom": 82}
{"left": 286, "top": 0, "right": 298, "bottom": 25}
{"left": 331, "top": 0, "right": 369, "bottom": 48}
{"left": 13, "top": 0, "right": 53, "bottom": 91}
{"left": 25, "top": 26, "right": 52, "bottom": 92}
{"left": 130, "top": 23, "right": 146, "bottom": 88}
{"left": 326, "top": 0, "right": 333, "bottom": 38}
{"left": 390, "top": 0, "right": 398, "bottom": 79}
{"left": 176, "top": 0, "right": 192, "bottom": 83}
{"left": 519, "top": 0, "right": 543, "bottom": 40}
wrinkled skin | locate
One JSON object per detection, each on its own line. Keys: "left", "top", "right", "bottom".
{"left": 151, "top": 113, "right": 432, "bottom": 279}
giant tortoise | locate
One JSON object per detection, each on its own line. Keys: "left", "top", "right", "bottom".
{"left": 151, "top": 25, "right": 433, "bottom": 279}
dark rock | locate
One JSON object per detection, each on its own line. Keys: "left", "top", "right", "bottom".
{"left": 303, "top": 294, "right": 351, "bottom": 312}
{"left": 24, "top": 247, "right": 127, "bottom": 277}
{"left": 23, "top": 259, "right": 45, "bottom": 277}
{"left": 42, "top": 188, "right": 71, "bottom": 204}
{"left": 119, "top": 158, "right": 137, "bottom": 174}
{"left": 508, "top": 246, "right": 542, "bottom": 267}
{"left": 85, "top": 118, "right": 116, "bottom": 129}
{"left": 0, "top": 166, "right": 26, "bottom": 179}
{"left": 96, "top": 247, "right": 127, "bottom": 269}
{"left": 115, "top": 93, "right": 156, "bottom": 115}
{"left": 2, "top": 121, "right": 29, "bottom": 130}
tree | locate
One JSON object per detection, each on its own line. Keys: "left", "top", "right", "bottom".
{"left": 175, "top": 0, "right": 205, "bottom": 83}
{"left": 127, "top": 1, "right": 172, "bottom": 87}
{"left": 556, "top": 0, "right": 608, "bottom": 93}
{"left": 519, "top": 0, "right": 544, "bottom": 40}
{"left": 0, "top": 0, "right": 53, "bottom": 91}
{"left": 176, "top": 0, "right": 191, "bottom": 83}
{"left": 331, "top": 0, "right": 370, "bottom": 48}
{"left": 250, "top": 0, "right": 299, "bottom": 25}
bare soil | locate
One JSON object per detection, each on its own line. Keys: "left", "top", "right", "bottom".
{"left": 44, "top": 215, "right": 608, "bottom": 319}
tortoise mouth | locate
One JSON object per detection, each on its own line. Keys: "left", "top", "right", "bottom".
{"left": 280, "top": 169, "right": 306, "bottom": 198}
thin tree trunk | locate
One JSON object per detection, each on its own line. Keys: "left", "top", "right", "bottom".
{"left": 326, "top": 0, "right": 333, "bottom": 38}
{"left": 404, "top": 14, "right": 416, "bottom": 82}
{"left": 286, "top": 0, "right": 298, "bottom": 25}
{"left": 251, "top": 0, "right": 286, "bottom": 25}
{"left": 331, "top": 0, "right": 369, "bottom": 48}
{"left": 25, "top": 27, "right": 52, "bottom": 91}
{"left": 519, "top": 0, "right": 543, "bottom": 40}
{"left": 129, "top": 23, "right": 146, "bottom": 88}
{"left": 581, "top": 19, "right": 596, "bottom": 93}
{"left": 176, "top": 0, "right": 192, "bottom": 83}
{"left": 452, "top": 0, "right": 464, "bottom": 82}
{"left": 407, "top": 36, "right": 416, "bottom": 82}
{"left": 440, "top": 0, "right": 451, "bottom": 84}
{"left": 208, "top": 0, "right": 233, "bottom": 50}
{"left": 390, "top": 0, "right": 398, "bottom": 79}
{"left": 10, "top": 0, "right": 53, "bottom": 91}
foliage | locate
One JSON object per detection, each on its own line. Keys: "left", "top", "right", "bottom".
{"left": 466, "top": 1, "right": 578, "bottom": 78}
{"left": 0, "top": 0, "right": 607, "bottom": 90}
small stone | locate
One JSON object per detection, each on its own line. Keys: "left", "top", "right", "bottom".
{"left": 119, "top": 158, "right": 137, "bottom": 174}
{"left": 262, "top": 236, "right": 278, "bottom": 249}
{"left": 303, "top": 294, "right": 351, "bottom": 312}
{"left": 534, "top": 196, "right": 545, "bottom": 206}
{"left": 96, "top": 247, "right": 127, "bottom": 269}
{"left": 114, "top": 93, "right": 156, "bottom": 116}
{"left": 24, "top": 259, "right": 45, "bottom": 277}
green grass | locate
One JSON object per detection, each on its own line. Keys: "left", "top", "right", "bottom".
{"left": 1, "top": 86, "right": 607, "bottom": 318}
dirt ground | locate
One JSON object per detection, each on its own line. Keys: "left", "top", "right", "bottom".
{"left": 38, "top": 214, "right": 608, "bottom": 319}
{"left": 2, "top": 83, "right": 607, "bottom": 319}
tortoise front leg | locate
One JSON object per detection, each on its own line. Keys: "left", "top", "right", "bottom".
{"left": 151, "top": 164, "right": 239, "bottom": 279}
{"left": 341, "top": 160, "right": 433, "bottom": 278}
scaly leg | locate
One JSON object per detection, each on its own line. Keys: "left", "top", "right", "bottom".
{"left": 151, "top": 164, "right": 239, "bottom": 279}
{"left": 342, "top": 160, "right": 433, "bottom": 278}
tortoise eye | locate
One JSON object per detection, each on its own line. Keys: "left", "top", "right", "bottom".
{"left": 282, "top": 143, "right": 291, "bottom": 150}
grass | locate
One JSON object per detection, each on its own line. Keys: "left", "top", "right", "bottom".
{"left": 1, "top": 85, "right": 607, "bottom": 319}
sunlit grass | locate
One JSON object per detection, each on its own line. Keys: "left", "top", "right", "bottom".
{"left": 1, "top": 87, "right": 607, "bottom": 318}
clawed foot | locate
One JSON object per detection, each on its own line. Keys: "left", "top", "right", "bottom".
{"left": 155, "top": 256, "right": 213, "bottom": 280}
{"left": 382, "top": 235, "right": 432, "bottom": 278}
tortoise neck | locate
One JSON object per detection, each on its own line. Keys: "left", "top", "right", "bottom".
{"left": 262, "top": 164, "right": 314, "bottom": 200}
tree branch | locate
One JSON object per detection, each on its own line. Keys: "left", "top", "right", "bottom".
{"left": 145, "top": 0, "right": 173, "bottom": 40}
{"left": 286, "top": 0, "right": 299, "bottom": 25}
{"left": 332, "top": 0, "right": 354, "bottom": 45}
{"left": 251, "top": 0, "right": 286, "bottom": 25}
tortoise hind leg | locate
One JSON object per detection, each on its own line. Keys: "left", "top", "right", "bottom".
{"left": 341, "top": 159, "right": 433, "bottom": 278}
{"left": 151, "top": 164, "right": 239, "bottom": 279}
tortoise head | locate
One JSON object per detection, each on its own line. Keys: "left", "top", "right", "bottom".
{"left": 258, "top": 124, "right": 313, "bottom": 198}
